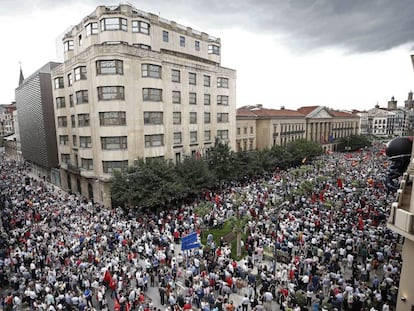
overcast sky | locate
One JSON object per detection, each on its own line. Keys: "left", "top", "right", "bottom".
{"left": 2, "top": 0, "right": 414, "bottom": 111}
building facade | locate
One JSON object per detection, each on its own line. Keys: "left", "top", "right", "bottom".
{"left": 2, "top": 102, "right": 17, "bottom": 135}
{"left": 51, "top": 4, "right": 236, "bottom": 207}
{"left": 236, "top": 105, "right": 359, "bottom": 152}
{"left": 15, "top": 62, "right": 61, "bottom": 183}
{"left": 386, "top": 55, "right": 414, "bottom": 311}
{"left": 357, "top": 95, "right": 414, "bottom": 138}
{"left": 236, "top": 105, "right": 306, "bottom": 152}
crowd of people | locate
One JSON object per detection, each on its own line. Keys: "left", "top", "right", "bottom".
{"left": 0, "top": 145, "right": 403, "bottom": 311}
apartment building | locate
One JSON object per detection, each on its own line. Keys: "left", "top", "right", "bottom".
{"left": 237, "top": 105, "right": 359, "bottom": 152}
{"left": 51, "top": 4, "right": 236, "bottom": 207}
{"left": 1, "top": 102, "right": 17, "bottom": 135}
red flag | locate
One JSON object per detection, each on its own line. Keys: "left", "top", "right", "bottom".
{"left": 215, "top": 194, "right": 220, "bottom": 204}
{"left": 358, "top": 216, "right": 364, "bottom": 230}
{"left": 103, "top": 270, "right": 112, "bottom": 284}
{"left": 319, "top": 191, "right": 325, "bottom": 202}
{"left": 337, "top": 178, "right": 343, "bottom": 189}
{"left": 114, "top": 299, "right": 121, "bottom": 311}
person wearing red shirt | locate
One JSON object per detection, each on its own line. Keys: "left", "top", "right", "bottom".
{"left": 183, "top": 301, "right": 192, "bottom": 310}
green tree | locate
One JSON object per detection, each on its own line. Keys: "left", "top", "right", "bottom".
{"left": 111, "top": 159, "right": 184, "bottom": 210}
{"left": 269, "top": 144, "right": 293, "bottom": 169}
{"left": 228, "top": 215, "right": 250, "bottom": 257}
{"left": 208, "top": 137, "right": 236, "bottom": 186}
{"left": 338, "top": 134, "right": 372, "bottom": 151}
{"left": 286, "top": 139, "right": 323, "bottom": 165}
{"left": 175, "top": 156, "right": 214, "bottom": 196}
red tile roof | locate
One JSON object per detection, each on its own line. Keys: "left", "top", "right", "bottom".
{"left": 329, "top": 110, "right": 359, "bottom": 118}
{"left": 297, "top": 106, "right": 319, "bottom": 115}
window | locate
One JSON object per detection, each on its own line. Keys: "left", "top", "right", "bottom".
{"left": 78, "top": 35, "right": 82, "bottom": 46}
{"left": 86, "top": 22, "right": 98, "bottom": 36}
{"left": 217, "top": 95, "right": 229, "bottom": 105}
{"left": 98, "top": 86, "right": 125, "bottom": 100}
{"left": 71, "top": 115, "right": 76, "bottom": 128}
{"left": 244, "top": 127, "right": 247, "bottom": 134}
{"left": 189, "top": 93, "right": 197, "bottom": 105}
{"left": 99, "top": 111, "right": 126, "bottom": 126}
{"left": 142, "top": 64, "right": 161, "bottom": 78}
{"left": 59, "top": 135, "right": 69, "bottom": 145}
{"left": 102, "top": 160, "right": 128, "bottom": 173}
{"left": 190, "top": 131, "right": 197, "bottom": 143}
{"left": 173, "top": 112, "right": 181, "bottom": 125}
{"left": 67, "top": 73, "right": 73, "bottom": 86}
{"left": 203, "top": 75, "right": 210, "bottom": 87}
{"left": 96, "top": 60, "right": 123, "bottom": 75}
{"left": 217, "top": 77, "right": 229, "bottom": 88}
{"left": 74, "top": 66, "right": 87, "bottom": 81}
{"left": 56, "top": 97, "right": 66, "bottom": 109}
{"left": 132, "top": 20, "right": 149, "bottom": 34}
{"left": 189, "top": 72, "right": 196, "bottom": 85}
{"left": 61, "top": 153, "right": 70, "bottom": 164}
{"left": 81, "top": 158, "right": 93, "bottom": 170}
{"left": 173, "top": 132, "right": 182, "bottom": 145}
{"left": 142, "top": 88, "right": 162, "bottom": 101}
{"left": 217, "top": 113, "right": 229, "bottom": 123}
{"left": 190, "top": 112, "right": 197, "bottom": 124}
{"left": 78, "top": 114, "right": 90, "bottom": 127}
{"left": 101, "top": 136, "right": 127, "bottom": 150}
{"left": 180, "top": 36, "right": 185, "bottom": 47}
{"left": 204, "top": 112, "right": 211, "bottom": 124}
{"left": 57, "top": 116, "right": 67, "bottom": 127}
{"left": 100, "top": 18, "right": 127, "bottom": 31}
{"left": 163, "top": 30, "right": 169, "bottom": 42}
{"left": 195, "top": 40, "right": 200, "bottom": 51}
{"left": 204, "top": 94, "right": 210, "bottom": 105}
{"left": 54, "top": 77, "right": 64, "bottom": 89}
{"left": 172, "top": 91, "right": 181, "bottom": 104}
{"left": 69, "top": 94, "right": 74, "bottom": 107}
{"left": 144, "top": 112, "right": 163, "bottom": 125}
{"left": 76, "top": 90, "right": 88, "bottom": 104}
{"left": 208, "top": 44, "right": 220, "bottom": 55}
{"left": 72, "top": 135, "right": 77, "bottom": 147}
{"left": 80, "top": 136, "right": 92, "bottom": 148}
{"left": 250, "top": 126, "right": 254, "bottom": 134}
{"left": 237, "top": 127, "right": 240, "bottom": 135}
{"left": 204, "top": 130, "right": 211, "bottom": 141}
{"left": 145, "top": 134, "right": 164, "bottom": 147}
{"left": 64, "top": 40, "right": 74, "bottom": 51}
{"left": 217, "top": 130, "right": 229, "bottom": 140}
{"left": 171, "top": 69, "right": 180, "bottom": 82}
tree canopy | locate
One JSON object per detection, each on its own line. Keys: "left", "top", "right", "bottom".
{"left": 111, "top": 138, "right": 323, "bottom": 210}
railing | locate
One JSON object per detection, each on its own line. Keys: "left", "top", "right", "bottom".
{"left": 67, "top": 163, "right": 80, "bottom": 174}
{"left": 388, "top": 172, "right": 414, "bottom": 236}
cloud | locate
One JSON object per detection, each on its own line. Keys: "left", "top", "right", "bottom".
{"left": 186, "top": 0, "right": 414, "bottom": 53}
{"left": 4, "top": 0, "right": 414, "bottom": 53}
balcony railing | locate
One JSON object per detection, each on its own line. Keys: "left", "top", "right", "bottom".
{"left": 388, "top": 172, "right": 414, "bottom": 239}
{"left": 67, "top": 163, "right": 80, "bottom": 174}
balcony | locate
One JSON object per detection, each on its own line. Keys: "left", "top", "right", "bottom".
{"left": 67, "top": 163, "right": 81, "bottom": 175}
{"left": 388, "top": 172, "right": 414, "bottom": 241}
